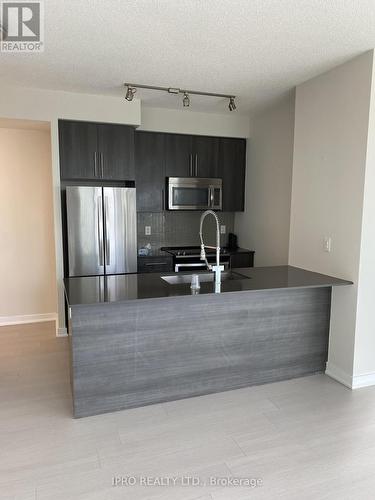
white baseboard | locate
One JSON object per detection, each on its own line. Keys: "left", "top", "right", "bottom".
{"left": 352, "top": 372, "right": 375, "bottom": 389}
{"left": 57, "top": 327, "right": 68, "bottom": 337}
{"left": 326, "top": 362, "right": 375, "bottom": 389}
{"left": 0, "top": 313, "right": 57, "bottom": 327}
{"left": 325, "top": 362, "right": 353, "bottom": 389}
{"left": 0, "top": 313, "right": 62, "bottom": 336}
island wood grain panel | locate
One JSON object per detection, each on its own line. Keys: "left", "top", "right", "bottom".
{"left": 69, "top": 287, "right": 331, "bottom": 417}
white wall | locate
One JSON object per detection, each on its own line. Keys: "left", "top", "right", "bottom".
{"left": 139, "top": 106, "right": 250, "bottom": 138}
{"left": 289, "top": 51, "right": 374, "bottom": 385}
{"left": 0, "top": 83, "right": 141, "bottom": 335}
{"left": 235, "top": 92, "right": 295, "bottom": 265}
{"left": 353, "top": 58, "right": 375, "bottom": 383}
{"left": 0, "top": 126, "right": 57, "bottom": 325}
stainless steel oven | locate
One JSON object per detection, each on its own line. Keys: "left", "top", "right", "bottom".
{"left": 168, "top": 177, "right": 222, "bottom": 210}
{"left": 161, "top": 246, "right": 230, "bottom": 272}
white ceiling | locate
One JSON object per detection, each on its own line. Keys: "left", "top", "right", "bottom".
{"left": 1, "top": 0, "right": 375, "bottom": 114}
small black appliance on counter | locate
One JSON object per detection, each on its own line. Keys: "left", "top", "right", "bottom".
{"left": 227, "top": 233, "right": 238, "bottom": 250}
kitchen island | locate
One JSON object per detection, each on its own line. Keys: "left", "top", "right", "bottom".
{"left": 65, "top": 266, "right": 351, "bottom": 417}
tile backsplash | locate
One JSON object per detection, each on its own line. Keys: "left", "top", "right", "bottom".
{"left": 137, "top": 211, "right": 235, "bottom": 253}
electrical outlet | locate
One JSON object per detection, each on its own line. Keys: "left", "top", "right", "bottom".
{"left": 220, "top": 225, "right": 226, "bottom": 234}
{"left": 145, "top": 226, "right": 151, "bottom": 236}
{"left": 323, "top": 236, "right": 332, "bottom": 253}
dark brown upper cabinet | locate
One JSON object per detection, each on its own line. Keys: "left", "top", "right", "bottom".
{"left": 60, "top": 122, "right": 247, "bottom": 212}
{"left": 58, "top": 121, "right": 97, "bottom": 180}
{"left": 165, "top": 133, "right": 193, "bottom": 177}
{"left": 135, "top": 131, "right": 166, "bottom": 212}
{"left": 191, "top": 136, "right": 219, "bottom": 178}
{"left": 218, "top": 137, "right": 246, "bottom": 211}
{"left": 97, "top": 123, "right": 135, "bottom": 180}
{"left": 165, "top": 133, "right": 219, "bottom": 178}
{"left": 59, "top": 120, "right": 135, "bottom": 181}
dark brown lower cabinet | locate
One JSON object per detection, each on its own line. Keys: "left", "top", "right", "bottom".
{"left": 137, "top": 256, "right": 173, "bottom": 273}
{"left": 230, "top": 251, "right": 255, "bottom": 268}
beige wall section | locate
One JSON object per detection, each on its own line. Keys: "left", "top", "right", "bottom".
{"left": 0, "top": 126, "right": 57, "bottom": 321}
{"left": 235, "top": 92, "right": 295, "bottom": 265}
{"left": 289, "top": 51, "right": 374, "bottom": 385}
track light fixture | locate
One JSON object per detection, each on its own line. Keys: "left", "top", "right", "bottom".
{"left": 125, "top": 85, "right": 137, "bottom": 101}
{"left": 228, "top": 96, "right": 236, "bottom": 111}
{"left": 124, "top": 83, "right": 237, "bottom": 111}
{"left": 183, "top": 92, "right": 190, "bottom": 107}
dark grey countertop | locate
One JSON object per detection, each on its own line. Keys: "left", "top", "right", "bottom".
{"left": 137, "top": 247, "right": 255, "bottom": 258}
{"left": 64, "top": 265, "right": 352, "bottom": 306}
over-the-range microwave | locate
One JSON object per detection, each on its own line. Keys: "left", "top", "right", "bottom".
{"left": 167, "top": 177, "right": 222, "bottom": 210}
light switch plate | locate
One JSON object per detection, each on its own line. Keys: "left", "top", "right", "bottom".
{"left": 323, "top": 236, "right": 332, "bottom": 253}
{"left": 145, "top": 226, "right": 151, "bottom": 236}
{"left": 220, "top": 225, "right": 226, "bottom": 234}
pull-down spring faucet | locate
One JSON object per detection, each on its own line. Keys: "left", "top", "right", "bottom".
{"left": 199, "top": 210, "right": 224, "bottom": 293}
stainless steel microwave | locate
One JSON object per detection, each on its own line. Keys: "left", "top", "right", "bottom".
{"left": 168, "top": 177, "right": 222, "bottom": 210}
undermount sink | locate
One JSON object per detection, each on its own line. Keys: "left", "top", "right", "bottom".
{"left": 160, "top": 271, "right": 249, "bottom": 285}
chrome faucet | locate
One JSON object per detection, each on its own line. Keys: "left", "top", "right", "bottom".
{"left": 199, "top": 210, "right": 224, "bottom": 293}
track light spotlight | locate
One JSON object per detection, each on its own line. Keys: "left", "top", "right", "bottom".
{"left": 125, "top": 85, "right": 136, "bottom": 101}
{"left": 183, "top": 92, "right": 190, "bottom": 107}
{"left": 228, "top": 96, "right": 236, "bottom": 112}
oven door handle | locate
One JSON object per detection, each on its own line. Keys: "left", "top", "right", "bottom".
{"left": 174, "top": 262, "right": 229, "bottom": 272}
{"left": 175, "top": 263, "right": 207, "bottom": 272}
{"left": 209, "top": 187, "right": 214, "bottom": 207}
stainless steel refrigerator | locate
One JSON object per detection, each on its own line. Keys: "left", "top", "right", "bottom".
{"left": 66, "top": 186, "right": 137, "bottom": 277}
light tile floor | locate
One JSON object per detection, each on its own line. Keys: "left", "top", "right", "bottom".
{"left": 1, "top": 322, "right": 375, "bottom": 499}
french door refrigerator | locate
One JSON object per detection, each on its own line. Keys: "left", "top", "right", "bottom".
{"left": 66, "top": 186, "right": 137, "bottom": 277}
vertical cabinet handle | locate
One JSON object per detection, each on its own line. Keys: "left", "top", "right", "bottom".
{"left": 161, "top": 188, "right": 165, "bottom": 211}
{"left": 195, "top": 154, "right": 198, "bottom": 176}
{"left": 94, "top": 152, "right": 98, "bottom": 177}
{"left": 189, "top": 154, "right": 193, "bottom": 176}
{"left": 100, "top": 153, "right": 104, "bottom": 178}
{"left": 209, "top": 187, "right": 214, "bottom": 207}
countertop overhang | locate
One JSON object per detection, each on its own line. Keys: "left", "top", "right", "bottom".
{"left": 64, "top": 265, "right": 352, "bottom": 306}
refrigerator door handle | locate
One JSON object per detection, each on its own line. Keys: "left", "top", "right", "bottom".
{"left": 104, "top": 196, "right": 110, "bottom": 266}
{"left": 97, "top": 196, "right": 104, "bottom": 266}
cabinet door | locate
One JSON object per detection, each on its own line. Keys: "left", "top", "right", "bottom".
{"left": 192, "top": 136, "right": 219, "bottom": 178}
{"left": 135, "top": 132, "right": 166, "bottom": 212}
{"left": 230, "top": 252, "right": 254, "bottom": 269}
{"left": 165, "top": 133, "right": 193, "bottom": 177}
{"left": 98, "top": 124, "right": 135, "bottom": 180}
{"left": 59, "top": 120, "right": 98, "bottom": 180}
{"left": 137, "top": 256, "right": 173, "bottom": 273}
{"left": 218, "top": 138, "right": 246, "bottom": 211}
